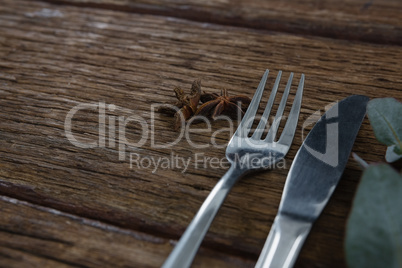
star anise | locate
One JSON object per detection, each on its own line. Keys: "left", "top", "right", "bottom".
{"left": 195, "top": 89, "right": 251, "bottom": 119}
{"left": 157, "top": 79, "right": 201, "bottom": 130}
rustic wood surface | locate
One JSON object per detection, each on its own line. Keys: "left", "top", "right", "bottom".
{"left": 43, "top": 0, "right": 402, "bottom": 45}
{"left": 0, "top": 0, "right": 401, "bottom": 267}
{"left": 0, "top": 196, "right": 252, "bottom": 267}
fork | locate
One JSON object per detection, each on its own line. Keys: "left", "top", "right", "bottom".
{"left": 162, "top": 69, "right": 305, "bottom": 268}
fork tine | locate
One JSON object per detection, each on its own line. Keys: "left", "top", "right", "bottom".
{"left": 252, "top": 71, "right": 282, "bottom": 140}
{"left": 277, "top": 74, "right": 304, "bottom": 145}
{"left": 265, "top": 72, "right": 294, "bottom": 143}
{"left": 235, "top": 69, "right": 269, "bottom": 137}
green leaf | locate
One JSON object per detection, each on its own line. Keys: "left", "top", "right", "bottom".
{"left": 345, "top": 164, "right": 402, "bottom": 268}
{"left": 386, "top": 145, "right": 402, "bottom": 163}
{"left": 367, "top": 98, "right": 402, "bottom": 156}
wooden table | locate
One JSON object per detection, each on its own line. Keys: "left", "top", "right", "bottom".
{"left": 0, "top": 0, "right": 401, "bottom": 267}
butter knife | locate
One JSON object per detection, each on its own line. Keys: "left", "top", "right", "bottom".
{"left": 255, "top": 95, "right": 369, "bottom": 268}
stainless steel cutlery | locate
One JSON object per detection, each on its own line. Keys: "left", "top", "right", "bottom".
{"left": 163, "top": 70, "right": 368, "bottom": 268}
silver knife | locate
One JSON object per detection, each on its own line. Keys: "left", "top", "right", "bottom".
{"left": 255, "top": 95, "right": 369, "bottom": 268}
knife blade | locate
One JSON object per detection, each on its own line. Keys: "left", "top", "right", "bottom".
{"left": 255, "top": 95, "right": 369, "bottom": 268}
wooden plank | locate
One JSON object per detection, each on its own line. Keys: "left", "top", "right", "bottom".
{"left": 0, "top": 0, "right": 401, "bottom": 267}
{"left": 0, "top": 195, "right": 252, "bottom": 267}
{"left": 43, "top": 0, "right": 402, "bottom": 45}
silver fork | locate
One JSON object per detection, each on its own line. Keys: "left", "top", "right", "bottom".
{"left": 162, "top": 69, "right": 305, "bottom": 268}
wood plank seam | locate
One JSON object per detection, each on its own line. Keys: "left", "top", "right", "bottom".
{"left": 39, "top": 0, "right": 402, "bottom": 45}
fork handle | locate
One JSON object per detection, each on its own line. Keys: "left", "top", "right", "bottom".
{"left": 255, "top": 215, "right": 312, "bottom": 268}
{"left": 162, "top": 165, "right": 244, "bottom": 268}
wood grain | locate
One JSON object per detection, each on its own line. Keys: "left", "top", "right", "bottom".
{"left": 0, "top": 0, "right": 401, "bottom": 267}
{"left": 43, "top": 0, "right": 402, "bottom": 45}
{"left": 0, "top": 195, "right": 252, "bottom": 267}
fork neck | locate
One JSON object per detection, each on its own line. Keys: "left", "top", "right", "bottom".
{"left": 205, "top": 165, "right": 247, "bottom": 202}
{"left": 221, "top": 164, "right": 246, "bottom": 185}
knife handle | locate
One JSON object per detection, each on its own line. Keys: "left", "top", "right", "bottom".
{"left": 255, "top": 215, "right": 312, "bottom": 268}
{"left": 162, "top": 165, "right": 244, "bottom": 268}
